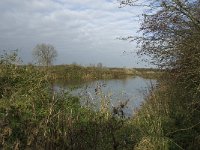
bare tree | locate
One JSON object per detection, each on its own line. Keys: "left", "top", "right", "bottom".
{"left": 120, "top": 2, "right": 200, "bottom": 149}
{"left": 97, "top": 62, "right": 103, "bottom": 68}
{"left": 120, "top": 0, "right": 200, "bottom": 69}
{"left": 33, "top": 43, "right": 57, "bottom": 66}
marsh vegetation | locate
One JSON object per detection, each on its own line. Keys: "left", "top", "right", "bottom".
{"left": 48, "top": 64, "right": 161, "bottom": 81}
{"left": 1, "top": 0, "right": 200, "bottom": 149}
{"left": 0, "top": 51, "right": 156, "bottom": 149}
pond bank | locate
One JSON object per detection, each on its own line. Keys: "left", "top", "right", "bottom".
{"left": 48, "top": 64, "right": 162, "bottom": 81}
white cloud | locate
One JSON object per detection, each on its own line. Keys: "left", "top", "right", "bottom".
{"left": 0, "top": 0, "right": 146, "bottom": 67}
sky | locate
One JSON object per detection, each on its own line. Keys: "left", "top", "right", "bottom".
{"left": 0, "top": 0, "right": 151, "bottom": 68}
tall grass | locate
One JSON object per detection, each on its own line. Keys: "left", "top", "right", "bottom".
{"left": 48, "top": 65, "right": 160, "bottom": 82}
{"left": 131, "top": 75, "right": 200, "bottom": 150}
{"left": 0, "top": 51, "right": 136, "bottom": 149}
{"left": 1, "top": 51, "right": 199, "bottom": 149}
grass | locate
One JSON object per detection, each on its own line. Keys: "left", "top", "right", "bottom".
{"left": 49, "top": 65, "right": 132, "bottom": 81}
{"left": 131, "top": 76, "right": 200, "bottom": 150}
{"left": 47, "top": 64, "right": 161, "bottom": 82}
{"left": 0, "top": 57, "right": 136, "bottom": 149}
{"left": 1, "top": 51, "right": 199, "bottom": 149}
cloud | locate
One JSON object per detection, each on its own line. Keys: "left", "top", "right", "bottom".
{"left": 0, "top": 0, "right": 147, "bottom": 67}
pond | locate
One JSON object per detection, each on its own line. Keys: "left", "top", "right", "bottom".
{"left": 54, "top": 76, "right": 157, "bottom": 117}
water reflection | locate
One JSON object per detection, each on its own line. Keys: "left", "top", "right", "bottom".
{"left": 54, "top": 76, "right": 157, "bottom": 117}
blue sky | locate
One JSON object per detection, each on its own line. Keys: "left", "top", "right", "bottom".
{"left": 0, "top": 0, "right": 151, "bottom": 68}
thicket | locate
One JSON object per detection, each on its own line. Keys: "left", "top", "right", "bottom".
{"left": 0, "top": 51, "right": 137, "bottom": 149}
{"left": 119, "top": 0, "right": 200, "bottom": 149}
{"left": 1, "top": 0, "right": 200, "bottom": 149}
{"left": 0, "top": 50, "right": 161, "bottom": 150}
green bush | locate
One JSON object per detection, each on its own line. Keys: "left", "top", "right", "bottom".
{"left": 0, "top": 51, "right": 136, "bottom": 149}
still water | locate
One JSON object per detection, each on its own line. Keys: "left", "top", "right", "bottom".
{"left": 55, "top": 76, "right": 157, "bottom": 117}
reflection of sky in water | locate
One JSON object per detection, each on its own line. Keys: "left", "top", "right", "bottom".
{"left": 55, "top": 76, "right": 157, "bottom": 117}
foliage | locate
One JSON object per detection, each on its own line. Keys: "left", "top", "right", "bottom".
{"left": 121, "top": 0, "right": 200, "bottom": 68}
{"left": 119, "top": 0, "right": 200, "bottom": 149}
{"left": 2, "top": 0, "right": 200, "bottom": 149}
{"left": 0, "top": 51, "right": 137, "bottom": 149}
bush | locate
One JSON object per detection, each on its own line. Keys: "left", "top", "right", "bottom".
{"left": 0, "top": 51, "right": 136, "bottom": 149}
